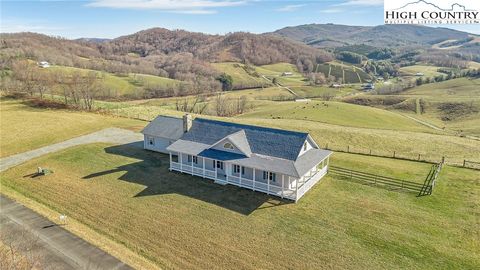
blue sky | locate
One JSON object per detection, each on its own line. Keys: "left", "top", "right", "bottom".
{"left": 1, "top": 0, "right": 478, "bottom": 38}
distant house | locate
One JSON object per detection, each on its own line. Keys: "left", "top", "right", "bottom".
{"left": 415, "top": 72, "right": 424, "bottom": 76}
{"left": 363, "top": 83, "right": 375, "bottom": 90}
{"left": 144, "top": 114, "right": 332, "bottom": 201}
{"left": 38, "top": 61, "right": 50, "bottom": 68}
{"left": 330, "top": 83, "right": 342, "bottom": 88}
{"left": 281, "top": 72, "right": 293, "bottom": 76}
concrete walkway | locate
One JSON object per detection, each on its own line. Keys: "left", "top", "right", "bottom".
{"left": 0, "top": 128, "right": 143, "bottom": 172}
{"left": 0, "top": 195, "right": 133, "bottom": 269}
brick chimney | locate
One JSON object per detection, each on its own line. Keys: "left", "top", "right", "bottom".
{"left": 183, "top": 114, "right": 192, "bottom": 133}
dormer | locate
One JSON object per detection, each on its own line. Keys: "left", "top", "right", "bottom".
{"left": 210, "top": 130, "right": 252, "bottom": 157}
{"left": 297, "top": 135, "right": 319, "bottom": 158}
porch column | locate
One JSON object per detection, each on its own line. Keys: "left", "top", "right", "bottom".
{"left": 239, "top": 166, "right": 242, "bottom": 186}
{"left": 295, "top": 177, "right": 299, "bottom": 203}
{"left": 267, "top": 173, "right": 270, "bottom": 194}
{"left": 180, "top": 154, "right": 183, "bottom": 171}
{"left": 191, "top": 156, "right": 194, "bottom": 176}
{"left": 281, "top": 175, "right": 284, "bottom": 199}
{"left": 169, "top": 152, "right": 172, "bottom": 171}
{"left": 215, "top": 159, "right": 218, "bottom": 180}
{"left": 252, "top": 169, "right": 256, "bottom": 191}
{"left": 202, "top": 157, "right": 205, "bottom": 178}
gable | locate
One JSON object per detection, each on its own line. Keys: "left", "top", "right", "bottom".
{"left": 180, "top": 118, "right": 309, "bottom": 161}
{"left": 297, "top": 135, "right": 319, "bottom": 158}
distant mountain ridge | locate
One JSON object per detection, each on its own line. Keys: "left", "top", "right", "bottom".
{"left": 273, "top": 24, "right": 475, "bottom": 48}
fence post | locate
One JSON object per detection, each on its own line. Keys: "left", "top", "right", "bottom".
{"left": 326, "top": 143, "right": 329, "bottom": 150}
{"left": 418, "top": 154, "right": 420, "bottom": 161}
{"left": 347, "top": 145, "right": 350, "bottom": 153}
{"left": 369, "top": 149, "right": 372, "bottom": 155}
{"left": 393, "top": 151, "right": 396, "bottom": 158}
{"left": 442, "top": 156, "right": 445, "bottom": 163}
{"left": 463, "top": 160, "right": 466, "bottom": 167}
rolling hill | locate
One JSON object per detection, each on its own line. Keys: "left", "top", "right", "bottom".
{"left": 274, "top": 24, "right": 473, "bottom": 48}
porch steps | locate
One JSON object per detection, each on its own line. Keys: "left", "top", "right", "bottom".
{"left": 214, "top": 180, "right": 228, "bottom": 185}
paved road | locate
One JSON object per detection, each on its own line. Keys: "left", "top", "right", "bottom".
{"left": 0, "top": 195, "right": 133, "bottom": 269}
{"left": 0, "top": 128, "right": 143, "bottom": 172}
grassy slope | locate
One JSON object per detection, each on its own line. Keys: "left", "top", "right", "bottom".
{"left": 211, "top": 62, "right": 263, "bottom": 88}
{"left": 400, "top": 78, "right": 480, "bottom": 135}
{"left": 47, "top": 66, "right": 180, "bottom": 96}
{"left": 1, "top": 143, "right": 478, "bottom": 269}
{"left": 238, "top": 101, "right": 431, "bottom": 132}
{"left": 257, "top": 63, "right": 306, "bottom": 86}
{"left": 0, "top": 100, "right": 144, "bottom": 157}
{"left": 399, "top": 65, "right": 445, "bottom": 77}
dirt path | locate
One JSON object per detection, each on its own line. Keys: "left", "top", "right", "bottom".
{"left": 0, "top": 128, "right": 143, "bottom": 172}
{"left": 260, "top": 75, "right": 299, "bottom": 97}
{"left": 0, "top": 195, "right": 133, "bottom": 270}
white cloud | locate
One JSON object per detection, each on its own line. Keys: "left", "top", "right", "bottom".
{"left": 334, "top": 0, "right": 383, "bottom": 7}
{"left": 0, "top": 19, "right": 67, "bottom": 35}
{"left": 275, "top": 4, "right": 306, "bottom": 12}
{"left": 319, "top": 8, "right": 343, "bottom": 13}
{"left": 87, "top": 0, "right": 245, "bottom": 14}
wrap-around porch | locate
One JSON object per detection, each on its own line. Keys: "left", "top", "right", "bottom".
{"left": 169, "top": 152, "right": 329, "bottom": 201}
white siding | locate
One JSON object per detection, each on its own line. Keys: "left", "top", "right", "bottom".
{"left": 297, "top": 138, "right": 314, "bottom": 157}
{"left": 144, "top": 135, "right": 172, "bottom": 154}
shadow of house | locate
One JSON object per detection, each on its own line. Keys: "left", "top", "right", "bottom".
{"left": 83, "top": 142, "right": 290, "bottom": 215}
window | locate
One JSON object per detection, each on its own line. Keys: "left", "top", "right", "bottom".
{"left": 216, "top": 161, "right": 224, "bottom": 170}
{"left": 263, "top": 171, "right": 276, "bottom": 182}
{"left": 172, "top": 154, "right": 179, "bottom": 163}
{"left": 187, "top": 155, "right": 192, "bottom": 163}
{"left": 233, "top": 164, "right": 240, "bottom": 174}
{"left": 148, "top": 137, "right": 155, "bottom": 146}
{"left": 303, "top": 141, "right": 307, "bottom": 151}
{"left": 223, "top": 142, "right": 234, "bottom": 150}
{"left": 241, "top": 166, "right": 245, "bottom": 175}
{"left": 193, "top": 156, "right": 198, "bottom": 164}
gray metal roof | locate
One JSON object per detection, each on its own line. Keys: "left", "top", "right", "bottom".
{"left": 142, "top": 115, "right": 184, "bottom": 140}
{"left": 165, "top": 117, "right": 332, "bottom": 177}
{"left": 181, "top": 118, "right": 308, "bottom": 161}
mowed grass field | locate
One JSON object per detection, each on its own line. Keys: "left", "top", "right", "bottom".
{"left": 238, "top": 101, "right": 432, "bottom": 132}
{"left": 0, "top": 99, "right": 144, "bottom": 157}
{"left": 1, "top": 143, "right": 478, "bottom": 269}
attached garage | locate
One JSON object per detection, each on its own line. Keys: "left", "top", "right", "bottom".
{"left": 142, "top": 115, "right": 185, "bottom": 154}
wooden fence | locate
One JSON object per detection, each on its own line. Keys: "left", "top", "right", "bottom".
{"left": 329, "top": 166, "right": 425, "bottom": 193}
{"left": 418, "top": 162, "right": 443, "bottom": 196}
{"left": 463, "top": 160, "right": 480, "bottom": 170}
{"left": 330, "top": 162, "right": 443, "bottom": 196}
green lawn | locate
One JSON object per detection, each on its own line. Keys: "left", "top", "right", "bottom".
{"left": 1, "top": 143, "right": 478, "bottom": 269}
{"left": 238, "top": 101, "right": 431, "bottom": 132}
{"left": 0, "top": 99, "right": 145, "bottom": 157}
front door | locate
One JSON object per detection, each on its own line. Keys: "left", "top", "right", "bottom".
{"left": 216, "top": 161, "right": 225, "bottom": 179}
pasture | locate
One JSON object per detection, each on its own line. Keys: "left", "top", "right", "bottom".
{"left": 0, "top": 99, "right": 144, "bottom": 157}
{"left": 1, "top": 143, "right": 478, "bottom": 270}
{"left": 46, "top": 66, "right": 181, "bottom": 97}
{"left": 238, "top": 100, "right": 432, "bottom": 132}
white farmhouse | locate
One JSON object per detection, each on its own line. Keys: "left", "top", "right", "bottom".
{"left": 143, "top": 114, "right": 332, "bottom": 202}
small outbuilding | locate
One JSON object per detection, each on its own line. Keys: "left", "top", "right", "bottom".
{"left": 38, "top": 61, "right": 50, "bottom": 68}
{"left": 141, "top": 115, "right": 186, "bottom": 153}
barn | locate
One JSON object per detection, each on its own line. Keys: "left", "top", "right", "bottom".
{"left": 141, "top": 115, "right": 185, "bottom": 153}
